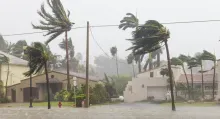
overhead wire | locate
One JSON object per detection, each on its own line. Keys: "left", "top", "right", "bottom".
{"left": 3, "top": 19, "right": 220, "bottom": 37}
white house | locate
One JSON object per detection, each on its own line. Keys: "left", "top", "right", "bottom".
{"left": 123, "top": 60, "right": 220, "bottom": 102}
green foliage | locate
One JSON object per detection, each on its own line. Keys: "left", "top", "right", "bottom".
{"left": 0, "top": 80, "right": 4, "bottom": 98}
{"left": 12, "top": 40, "right": 27, "bottom": 59}
{"left": 113, "top": 75, "right": 132, "bottom": 95}
{"left": 178, "top": 54, "right": 190, "bottom": 63}
{"left": 104, "top": 74, "right": 118, "bottom": 97}
{"left": 54, "top": 89, "right": 71, "bottom": 101}
{"left": 23, "top": 42, "right": 49, "bottom": 76}
{"left": 0, "top": 97, "right": 11, "bottom": 103}
{"left": 127, "top": 53, "right": 134, "bottom": 64}
{"left": 0, "top": 35, "right": 7, "bottom": 52}
{"left": 59, "top": 38, "right": 74, "bottom": 59}
{"left": 119, "top": 13, "right": 139, "bottom": 30}
{"left": 90, "top": 84, "right": 110, "bottom": 104}
{"left": 33, "top": 0, "right": 74, "bottom": 44}
{"left": 171, "top": 57, "right": 183, "bottom": 66}
{"left": 75, "top": 94, "right": 85, "bottom": 107}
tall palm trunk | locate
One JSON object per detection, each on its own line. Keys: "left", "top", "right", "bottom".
{"left": 5, "top": 63, "right": 9, "bottom": 98}
{"left": 132, "top": 62, "right": 135, "bottom": 77}
{"left": 212, "top": 61, "right": 216, "bottom": 100}
{"left": 157, "top": 53, "right": 160, "bottom": 67}
{"left": 65, "top": 31, "right": 71, "bottom": 91}
{"left": 44, "top": 61, "right": 51, "bottom": 109}
{"left": 182, "top": 65, "right": 190, "bottom": 99}
{"left": 201, "top": 64, "right": 204, "bottom": 99}
{"left": 143, "top": 59, "right": 149, "bottom": 71}
{"left": 190, "top": 68, "right": 194, "bottom": 100}
{"left": 138, "top": 60, "right": 141, "bottom": 73}
{"left": 115, "top": 53, "right": 119, "bottom": 78}
{"left": 164, "top": 41, "right": 176, "bottom": 111}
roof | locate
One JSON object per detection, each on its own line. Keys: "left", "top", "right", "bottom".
{"left": 0, "top": 50, "right": 28, "bottom": 66}
{"left": 36, "top": 78, "right": 62, "bottom": 84}
{"left": 177, "top": 74, "right": 218, "bottom": 83}
{"left": 53, "top": 70, "right": 102, "bottom": 82}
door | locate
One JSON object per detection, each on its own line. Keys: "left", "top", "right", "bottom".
{"left": 147, "top": 86, "right": 166, "bottom": 100}
{"left": 11, "top": 89, "right": 16, "bottom": 102}
{"left": 23, "top": 87, "right": 39, "bottom": 102}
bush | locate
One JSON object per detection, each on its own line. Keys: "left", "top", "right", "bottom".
{"left": 90, "top": 84, "right": 110, "bottom": 104}
{"left": 75, "top": 94, "right": 85, "bottom": 107}
{"left": 0, "top": 97, "right": 11, "bottom": 103}
{"left": 54, "top": 89, "right": 70, "bottom": 101}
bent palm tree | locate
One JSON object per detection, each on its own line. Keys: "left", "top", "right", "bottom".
{"left": 126, "top": 20, "right": 176, "bottom": 111}
{"left": 171, "top": 57, "right": 190, "bottom": 100}
{"left": 23, "top": 42, "right": 51, "bottom": 109}
{"left": 119, "top": 13, "right": 143, "bottom": 73}
{"left": 32, "top": 0, "right": 74, "bottom": 91}
{"left": 201, "top": 50, "right": 216, "bottom": 100}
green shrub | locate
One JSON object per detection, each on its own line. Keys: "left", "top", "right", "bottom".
{"left": 54, "top": 89, "right": 70, "bottom": 101}
{"left": 90, "top": 84, "right": 110, "bottom": 104}
{"left": 75, "top": 94, "right": 85, "bottom": 107}
{"left": 0, "top": 97, "right": 11, "bottom": 103}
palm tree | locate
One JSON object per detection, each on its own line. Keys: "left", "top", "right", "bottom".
{"left": 171, "top": 57, "right": 190, "bottom": 100}
{"left": 110, "top": 46, "right": 119, "bottom": 78}
{"left": 23, "top": 42, "right": 51, "bottom": 109}
{"left": 119, "top": 13, "right": 143, "bottom": 73}
{"left": 127, "top": 53, "right": 135, "bottom": 77}
{"left": 0, "top": 54, "right": 9, "bottom": 98}
{"left": 201, "top": 50, "right": 216, "bottom": 100}
{"left": 32, "top": 0, "right": 74, "bottom": 91}
{"left": 194, "top": 52, "right": 205, "bottom": 99}
{"left": 187, "top": 57, "right": 198, "bottom": 100}
{"left": 126, "top": 20, "right": 176, "bottom": 111}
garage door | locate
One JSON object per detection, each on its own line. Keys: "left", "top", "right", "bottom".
{"left": 147, "top": 86, "right": 166, "bottom": 100}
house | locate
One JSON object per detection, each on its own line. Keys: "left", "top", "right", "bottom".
{"left": 0, "top": 51, "right": 29, "bottom": 86}
{"left": 7, "top": 70, "right": 103, "bottom": 102}
{"left": 123, "top": 59, "right": 220, "bottom": 102}
{"left": 176, "top": 73, "right": 218, "bottom": 99}
{"left": 123, "top": 64, "right": 182, "bottom": 102}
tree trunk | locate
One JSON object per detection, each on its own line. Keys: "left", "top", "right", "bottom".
{"left": 5, "top": 63, "right": 9, "bottom": 98}
{"left": 115, "top": 54, "right": 119, "bottom": 79}
{"left": 164, "top": 41, "right": 176, "bottom": 111}
{"left": 143, "top": 59, "right": 149, "bottom": 71}
{"left": 138, "top": 59, "right": 141, "bottom": 73}
{"left": 212, "top": 61, "right": 216, "bottom": 100}
{"left": 201, "top": 64, "right": 204, "bottom": 99}
{"left": 190, "top": 68, "right": 194, "bottom": 100}
{"left": 157, "top": 53, "right": 160, "bottom": 67}
{"left": 132, "top": 62, "right": 135, "bottom": 77}
{"left": 65, "top": 31, "right": 71, "bottom": 91}
{"left": 182, "top": 65, "right": 190, "bottom": 100}
{"left": 44, "top": 61, "right": 51, "bottom": 109}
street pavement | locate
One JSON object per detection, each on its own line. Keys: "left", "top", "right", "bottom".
{"left": 0, "top": 102, "right": 220, "bottom": 119}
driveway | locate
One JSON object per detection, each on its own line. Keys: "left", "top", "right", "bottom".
{"left": 0, "top": 102, "right": 220, "bottom": 119}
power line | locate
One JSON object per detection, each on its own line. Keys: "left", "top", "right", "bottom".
{"left": 3, "top": 19, "right": 220, "bottom": 37}
{"left": 89, "top": 26, "right": 128, "bottom": 64}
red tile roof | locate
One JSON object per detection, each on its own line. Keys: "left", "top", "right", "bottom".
{"left": 177, "top": 74, "right": 218, "bottom": 84}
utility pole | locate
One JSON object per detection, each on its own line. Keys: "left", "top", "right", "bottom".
{"left": 85, "top": 21, "right": 90, "bottom": 108}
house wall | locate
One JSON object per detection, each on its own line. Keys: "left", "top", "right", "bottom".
{"left": 7, "top": 72, "right": 101, "bottom": 102}
{"left": 1, "top": 64, "right": 29, "bottom": 86}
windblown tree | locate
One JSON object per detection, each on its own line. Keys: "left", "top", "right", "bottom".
{"left": 187, "top": 57, "right": 198, "bottom": 100}
{"left": 126, "top": 20, "right": 176, "bottom": 111}
{"left": 171, "top": 57, "right": 190, "bottom": 99}
{"left": 119, "top": 13, "right": 143, "bottom": 73}
{"left": 201, "top": 50, "right": 216, "bottom": 100}
{"left": 0, "top": 35, "right": 7, "bottom": 52}
{"left": 110, "top": 46, "right": 119, "bottom": 78}
{"left": 12, "top": 40, "right": 27, "bottom": 59}
{"left": 127, "top": 53, "right": 135, "bottom": 77}
{"left": 0, "top": 54, "right": 9, "bottom": 98}
{"left": 194, "top": 52, "right": 205, "bottom": 99}
{"left": 104, "top": 73, "right": 118, "bottom": 98}
{"left": 5, "top": 41, "right": 14, "bottom": 54}
{"left": 23, "top": 42, "right": 51, "bottom": 109}
{"left": 32, "top": 0, "right": 74, "bottom": 91}
{"left": 59, "top": 38, "right": 78, "bottom": 71}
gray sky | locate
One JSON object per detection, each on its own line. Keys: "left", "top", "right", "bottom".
{"left": 1, "top": 0, "right": 220, "bottom": 64}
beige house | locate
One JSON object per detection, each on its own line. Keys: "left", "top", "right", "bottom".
{"left": 7, "top": 70, "right": 102, "bottom": 103}
{"left": 0, "top": 51, "right": 29, "bottom": 86}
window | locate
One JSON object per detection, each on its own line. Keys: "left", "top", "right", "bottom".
{"left": 150, "top": 72, "right": 154, "bottom": 77}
